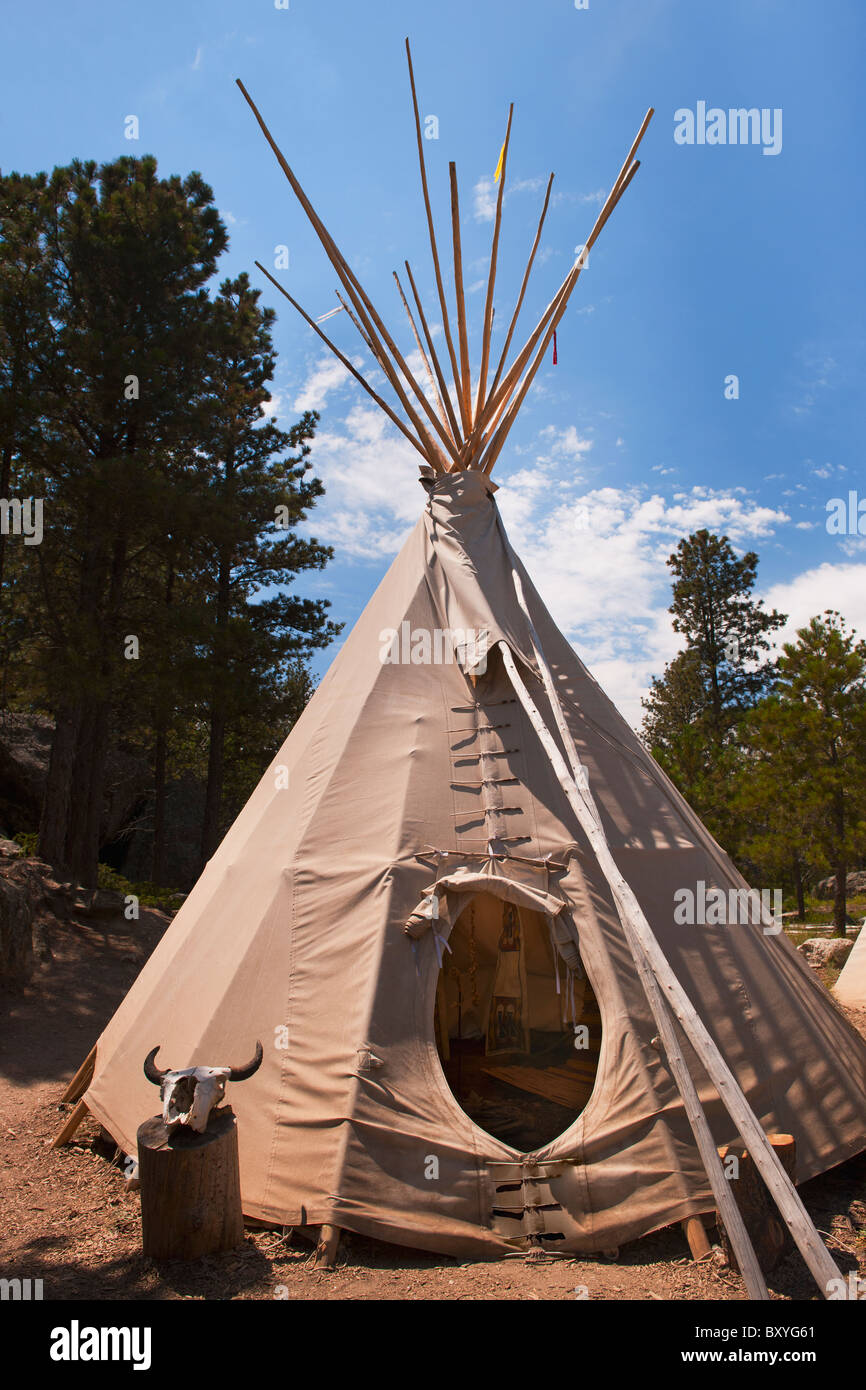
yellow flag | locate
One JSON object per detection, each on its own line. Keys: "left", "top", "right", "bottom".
{"left": 494, "top": 140, "right": 506, "bottom": 183}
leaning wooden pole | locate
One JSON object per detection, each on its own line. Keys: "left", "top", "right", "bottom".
{"left": 475, "top": 108, "right": 653, "bottom": 474}
{"left": 237, "top": 78, "right": 457, "bottom": 469}
{"left": 480, "top": 157, "right": 644, "bottom": 474}
{"left": 51, "top": 1099, "right": 89, "bottom": 1149}
{"left": 485, "top": 172, "right": 554, "bottom": 407}
{"left": 449, "top": 162, "right": 473, "bottom": 428}
{"left": 404, "top": 259, "right": 462, "bottom": 446}
{"left": 475, "top": 105, "right": 513, "bottom": 423}
{"left": 254, "top": 262, "right": 434, "bottom": 465}
{"left": 405, "top": 38, "right": 468, "bottom": 436}
{"left": 500, "top": 575, "right": 769, "bottom": 1298}
{"left": 393, "top": 270, "right": 452, "bottom": 437}
{"left": 498, "top": 638, "right": 843, "bottom": 1298}
{"left": 61, "top": 1045, "right": 97, "bottom": 1104}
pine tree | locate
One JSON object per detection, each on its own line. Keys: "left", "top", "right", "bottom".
{"left": 737, "top": 613, "right": 866, "bottom": 935}
{"left": 642, "top": 530, "right": 785, "bottom": 847}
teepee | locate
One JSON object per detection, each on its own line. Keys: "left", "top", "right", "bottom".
{"left": 835, "top": 924, "right": 866, "bottom": 1010}
{"left": 73, "top": 44, "right": 866, "bottom": 1295}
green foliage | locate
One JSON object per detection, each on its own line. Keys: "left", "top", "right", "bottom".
{"left": 735, "top": 612, "right": 866, "bottom": 934}
{"left": 96, "top": 863, "right": 180, "bottom": 913}
{"left": 642, "top": 534, "right": 866, "bottom": 926}
{"left": 641, "top": 529, "right": 785, "bottom": 853}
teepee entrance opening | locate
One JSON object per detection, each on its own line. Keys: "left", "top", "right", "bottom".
{"left": 434, "top": 892, "right": 601, "bottom": 1152}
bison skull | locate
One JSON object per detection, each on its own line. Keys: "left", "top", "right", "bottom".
{"left": 143, "top": 1042, "right": 263, "bottom": 1133}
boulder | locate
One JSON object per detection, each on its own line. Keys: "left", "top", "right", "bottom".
{"left": 816, "top": 870, "right": 866, "bottom": 900}
{"left": 797, "top": 937, "right": 854, "bottom": 969}
{"left": 72, "top": 887, "right": 127, "bottom": 919}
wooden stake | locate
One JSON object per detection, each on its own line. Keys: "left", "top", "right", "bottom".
{"left": 475, "top": 104, "right": 513, "bottom": 423}
{"left": 404, "top": 39, "right": 468, "bottom": 435}
{"left": 61, "top": 1045, "right": 96, "bottom": 1104}
{"left": 449, "top": 162, "right": 473, "bottom": 427}
{"left": 314, "top": 1223, "right": 342, "bottom": 1269}
{"left": 682, "top": 1216, "right": 712, "bottom": 1262}
{"left": 253, "top": 262, "right": 435, "bottom": 466}
{"left": 51, "top": 1098, "right": 89, "bottom": 1149}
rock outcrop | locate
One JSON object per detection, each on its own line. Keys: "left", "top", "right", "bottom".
{"left": 797, "top": 937, "right": 854, "bottom": 969}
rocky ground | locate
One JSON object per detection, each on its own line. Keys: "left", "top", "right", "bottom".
{"left": 1, "top": 852, "right": 865, "bottom": 1302}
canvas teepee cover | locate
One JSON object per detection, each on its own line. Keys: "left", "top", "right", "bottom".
{"left": 82, "top": 49, "right": 866, "bottom": 1268}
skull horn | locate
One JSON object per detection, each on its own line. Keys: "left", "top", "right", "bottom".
{"left": 143, "top": 1046, "right": 168, "bottom": 1086}
{"left": 227, "top": 1040, "right": 264, "bottom": 1082}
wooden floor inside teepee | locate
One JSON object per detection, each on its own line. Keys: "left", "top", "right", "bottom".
{"left": 440, "top": 990, "right": 602, "bottom": 1152}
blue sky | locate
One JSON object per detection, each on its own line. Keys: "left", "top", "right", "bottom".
{"left": 4, "top": 0, "right": 864, "bottom": 724}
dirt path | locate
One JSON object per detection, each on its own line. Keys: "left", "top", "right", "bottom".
{"left": 1, "top": 911, "right": 864, "bottom": 1301}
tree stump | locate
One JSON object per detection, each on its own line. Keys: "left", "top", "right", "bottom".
{"left": 137, "top": 1107, "right": 244, "bottom": 1260}
{"left": 716, "top": 1133, "right": 796, "bottom": 1274}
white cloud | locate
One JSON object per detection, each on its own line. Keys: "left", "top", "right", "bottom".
{"left": 494, "top": 477, "right": 790, "bottom": 726}
{"left": 192, "top": 45, "right": 203, "bottom": 71}
{"left": 301, "top": 405, "right": 420, "bottom": 558}
{"left": 762, "top": 563, "right": 866, "bottom": 646}
{"left": 473, "top": 173, "right": 549, "bottom": 223}
{"left": 293, "top": 354, "right": 361, "bottom": 412}
{"left": 473, "top": 177, "right": 497, "bottom": 222}
{"left": 537, "top": 424, "right": 594, "bottom": 461}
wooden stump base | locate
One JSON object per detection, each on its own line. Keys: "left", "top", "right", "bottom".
{"left": 137, "top": 1107, "right": 244, "bottom": 1261}
{"left": 716, "top": 1133, "right": 796, "bottom": 1275}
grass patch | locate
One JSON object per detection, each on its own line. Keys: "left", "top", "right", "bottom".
{"left": 96, "top": 864, "right": 181, "bottom": 914}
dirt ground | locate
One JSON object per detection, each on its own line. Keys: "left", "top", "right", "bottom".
{"left": 1, "top": 907, "right": 865, "bottom": 1302}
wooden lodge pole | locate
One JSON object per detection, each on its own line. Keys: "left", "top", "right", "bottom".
{"left": 51, "top": 1098, "right": 89, "bottom": 1149}
{"left": 498, "top": 634, "right": 842, "bottom": 1298}
{"left": 61, "top": 1045, "right": 96, "bottom": 1103}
